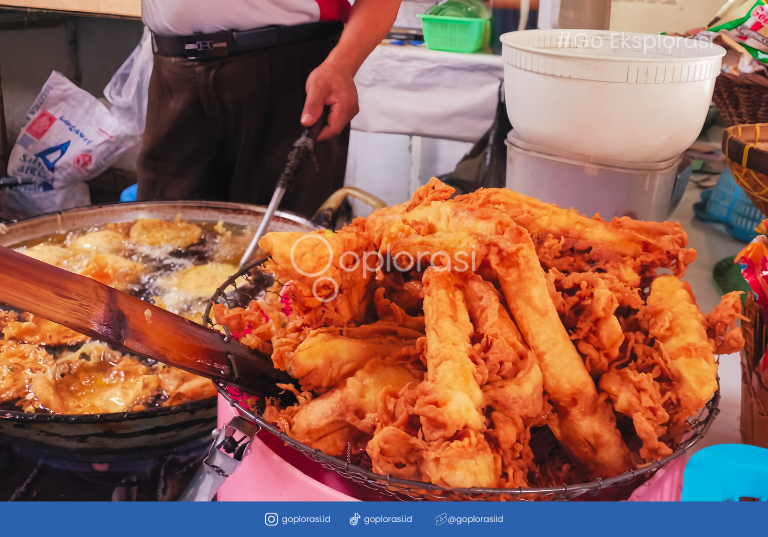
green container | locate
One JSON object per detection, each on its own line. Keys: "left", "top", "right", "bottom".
{"left": 417, "top": 15, "right": 489, "bottom": 53}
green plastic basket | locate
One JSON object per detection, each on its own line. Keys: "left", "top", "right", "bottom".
{"left": 417, "top": 14, "right": 489, "bottom": 53}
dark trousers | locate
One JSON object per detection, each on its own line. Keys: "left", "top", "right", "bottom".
{"left": 137, "top": 35, "right": 349, "bottom": 218}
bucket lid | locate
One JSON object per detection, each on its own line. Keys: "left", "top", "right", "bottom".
{"left": 500, "top": 30, "right": 725, "bottom": 84}
{"left": 506, "top": 130, "right": 684, "bottom": 173}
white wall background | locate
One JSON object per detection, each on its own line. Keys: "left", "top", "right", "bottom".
{"left": 611, "top": 0, "right": 729, "bottom": 34}
{"left": 0, "top": 17, "right": 142, "bottom": 143}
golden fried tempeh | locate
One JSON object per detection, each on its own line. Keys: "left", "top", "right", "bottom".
{"left": 156, "top": 364, "right": 217, "bottom": 406}
{"left": 259, "top": 229, "right": 374, "bottom": 328}
{"left": 367, "top": 426, "right": 425, "bottom": 481}
{"left": 276, "top": 357, "right": 422, "bottom": 456}
{"left": 18, "top": 244, "right": 75, "bottom": 268}
{"left": 155, "top": 262, "right": 239, "bottom": 302}
{"left": 278, "top": 322, "right": 423, "bottom": 392}
{"left": 547, "top": 270, "right": 641, "bottom": 377}
{"left": 79, "top": 253, "right": 145, "bottom": 290}
{"left": 419, "top": 430, "right": 501, "bottom": 489}
{"left": 373, "top": 287, "right": 426, "bottom": 333}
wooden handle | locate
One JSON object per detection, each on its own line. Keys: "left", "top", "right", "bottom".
{"left": 0, "top": 246, "right": 294, "bottom": 399}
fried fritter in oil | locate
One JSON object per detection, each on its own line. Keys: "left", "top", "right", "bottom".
{"left": 130, "top": 217, "right": 203, "bottom": 249}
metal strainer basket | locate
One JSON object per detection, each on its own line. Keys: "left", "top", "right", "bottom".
{"left": 203, "top": 261, "right": 720, "bottom": 501}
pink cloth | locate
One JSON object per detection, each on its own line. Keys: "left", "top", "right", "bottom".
{"left": 216, "top": 396, "right": 357, "bottom": 502}
{"left": 216, "top": 395, "right": 686, "bottom": 502}
{"left": 626, "top": 456, "right": 686, "bottom": 502}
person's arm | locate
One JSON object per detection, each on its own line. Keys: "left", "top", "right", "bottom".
{"left": 301, "top": 0, "right": 402, "bottom": 141}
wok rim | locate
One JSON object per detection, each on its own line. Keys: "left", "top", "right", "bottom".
{"left": 1, "top": 199, "right": 317, "bottom": 229}
{"left": 0, "top": 396, "right": 217, "bottom": 423}
{"left": 0, "top": 200, "right": 313, "bottom": 425}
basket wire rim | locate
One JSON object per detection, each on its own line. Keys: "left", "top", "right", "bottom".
{"left": 204, "top": 258, "right": 719, "bottom": 500}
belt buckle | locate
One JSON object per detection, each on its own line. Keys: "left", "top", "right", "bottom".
{"left": 184, "top": 32, "right": 228, "bottom": 60}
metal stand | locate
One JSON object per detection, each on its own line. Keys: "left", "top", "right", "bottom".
{"left": 179, "top": 417, "right": 260, "bottom": 501}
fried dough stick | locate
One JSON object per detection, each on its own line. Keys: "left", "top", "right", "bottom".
{"left": 636, "top": 276, "right": 723, "bottom": 432}
{"left": 460, "top": 274, "right": 543, "bottom": 487}
{"left": 601, "top": 279, "right": 743, "bottom": 459}
{"left": 414, "top": 269, "right": 485, "bottom": 441}
{"left": 376, "top": 189, "right": 632, "bottom": 477}
{"left": 458, "top": 188, "right": 695, "bottom": 287}
{"left": 489, "top": 225, "right": 633, "bottom": 479}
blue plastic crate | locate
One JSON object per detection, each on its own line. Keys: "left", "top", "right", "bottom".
{"left": 682, "top": 444, "right": 768, "bottom": 501}
{"left": 693, "top": 166, "right": 763, "bottom": 243}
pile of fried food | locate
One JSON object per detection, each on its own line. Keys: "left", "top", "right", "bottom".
{"left": 0, "top": 216, "right": 248, "bottom": 414}
{"left": 215, "top": 178, "right": 746, "bottom": 490}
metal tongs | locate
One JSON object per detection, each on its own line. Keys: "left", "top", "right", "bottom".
{"left": 239, "top": 106, "right": 331, "bottom": 268}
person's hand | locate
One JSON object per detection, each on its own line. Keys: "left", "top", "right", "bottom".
{"left": 301, "top": 60, "right": 359, "bottom": 142}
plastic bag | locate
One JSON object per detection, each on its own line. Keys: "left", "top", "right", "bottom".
{"left": 6, "top": 70, "right": 138, "bottom": 190}
{"left": 698, "top": 0, "right": 768, "bottom": 63}
{"left": 437, "top": 83, "right": 510, "bottom": 194}
{"left": 2, "top": 181, "right": 91, "bottom": 218}
{"left": 104, "top": 26, "right": 154, "bottom": 136}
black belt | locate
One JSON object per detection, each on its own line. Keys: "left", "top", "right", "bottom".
{"left": 153, "top": 20, "right": 344, "bottom": 60}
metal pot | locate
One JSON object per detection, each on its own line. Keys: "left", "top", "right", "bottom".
{"left": 0, "top": 200, "right": 320, "bottom": 457}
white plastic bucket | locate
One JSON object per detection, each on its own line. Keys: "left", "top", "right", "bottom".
{"left": 505, "top": 131, "right": 684, "bottom": 221}
{"left": 501, "top": 29, "right": 726, "bottom": 163}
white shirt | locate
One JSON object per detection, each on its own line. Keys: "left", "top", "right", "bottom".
{"left": 142, "top": 0, "right": 322, "bottom": 36}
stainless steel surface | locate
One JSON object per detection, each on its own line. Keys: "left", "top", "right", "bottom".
{"left": 239, "top": 186, "right": 286, "bottom": 268}
{"left": 0, "top": 201, "right": 317, "bottom": 247}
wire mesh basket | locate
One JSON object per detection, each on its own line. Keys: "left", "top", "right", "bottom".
{"left": 203, "top": 260, "right": 721, "bottom": 501}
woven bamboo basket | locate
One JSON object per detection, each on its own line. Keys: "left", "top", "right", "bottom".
{"left": 723, "top": 123, "right": 768, "bottom": 216}
{"left": 713, "top": 73, "right": 768, "bottom": 127}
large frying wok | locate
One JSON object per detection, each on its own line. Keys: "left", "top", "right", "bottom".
{"left": 0, "top": 200, "right": 321, "bottom": 456}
